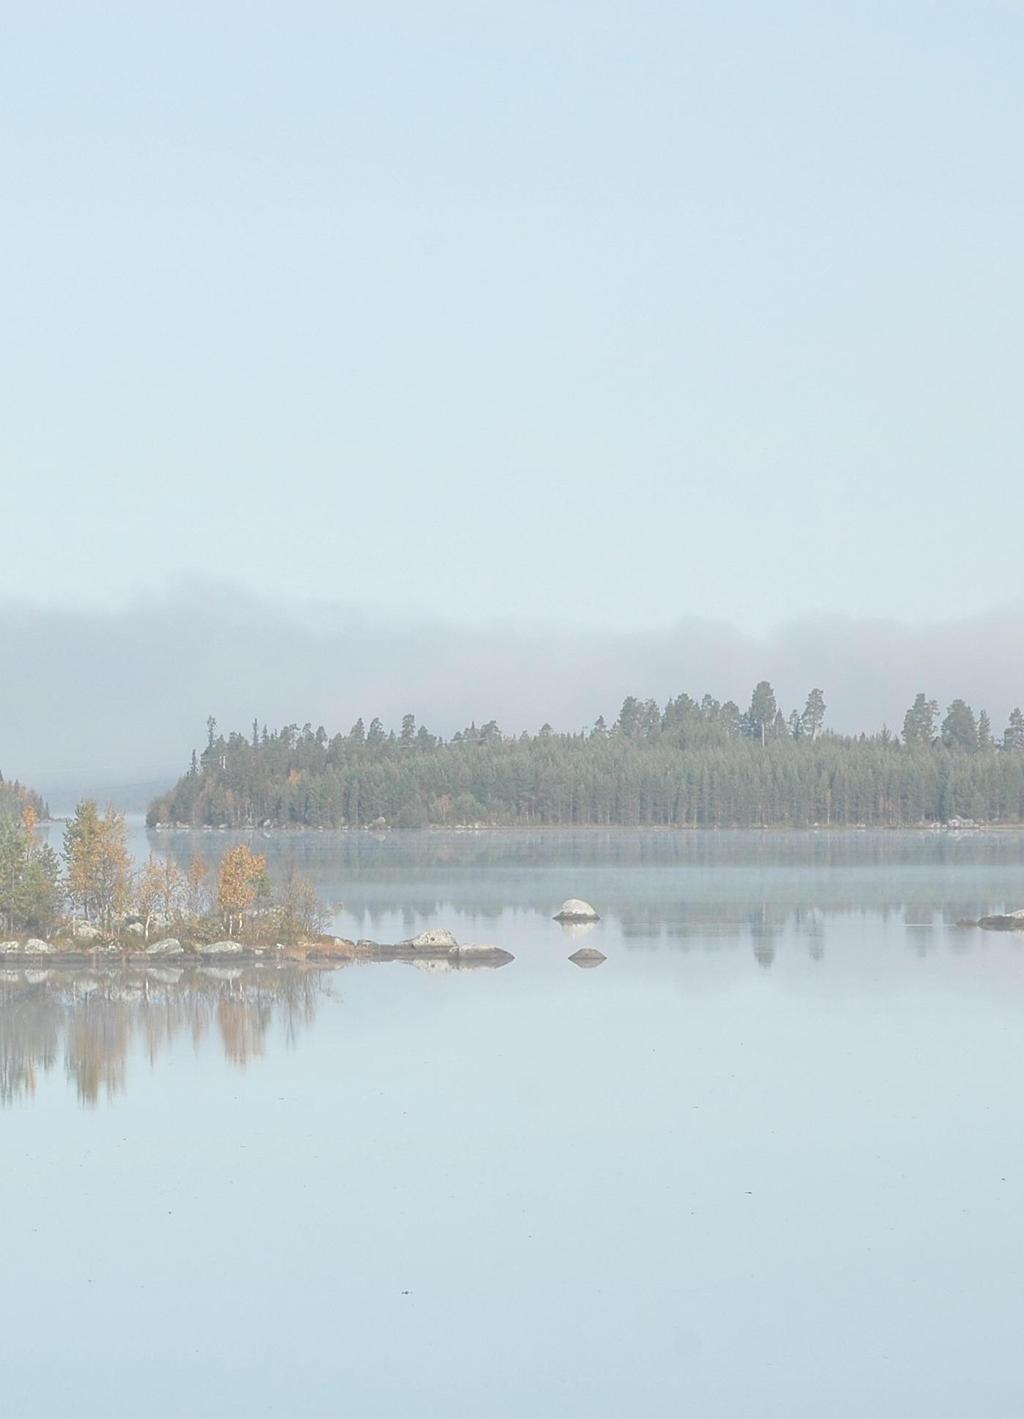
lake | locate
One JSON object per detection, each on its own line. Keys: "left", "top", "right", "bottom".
{"left": 3, "top": 827, "right": 1024, "bottom": 1417}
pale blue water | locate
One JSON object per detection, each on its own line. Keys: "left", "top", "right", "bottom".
{"left": 3, "top": 830, "right": 1024, "bottom": 1416}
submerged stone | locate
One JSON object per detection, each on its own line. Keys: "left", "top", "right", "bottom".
{"left": 569, "top": 948, "right": 607, "bottom": 969}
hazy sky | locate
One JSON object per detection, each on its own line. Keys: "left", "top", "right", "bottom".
{"left": 3, "top": 1, "right": 1022, "bottom": 634}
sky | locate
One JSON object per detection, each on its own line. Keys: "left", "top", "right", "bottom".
{"left": 2, "top": 2, "right": 1023, "bottom": 788}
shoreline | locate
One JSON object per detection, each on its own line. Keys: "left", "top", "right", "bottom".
{"left": 138, "top": 820, "right": 1024, "bottom": 835}
{"left": 0, "top": 938, "right": 515, "bottom": 968}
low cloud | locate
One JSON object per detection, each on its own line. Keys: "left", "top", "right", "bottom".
{"left": 3, "top": 584, "right": 1022, "bottom": 806}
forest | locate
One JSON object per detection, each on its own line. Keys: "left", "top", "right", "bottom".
{"left": 146, "top": 686, "right": 1024, "bottom": 830}
{"left": 0, "top": 776, "right": 47, "bottom": 824}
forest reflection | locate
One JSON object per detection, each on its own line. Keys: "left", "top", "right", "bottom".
{"left": 0, "top": 965, "right": 332, "bottom": 1108}
{"left": 135, "top": 827, "right": 1024, "bottom": 942}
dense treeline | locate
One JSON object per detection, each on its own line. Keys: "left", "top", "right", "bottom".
{"left": 147, "top": 687, "right": 1024, "bottom": 829}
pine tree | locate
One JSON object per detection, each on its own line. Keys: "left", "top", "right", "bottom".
{"left": 747, "top": 682, "right": 778, "bottom": 747}
{"left": 903, "top": 693, "right": 939, "bottom": 746}
{"left": 941, "top": 700, "right": 978, "bottom": 752}
{"left": 1005, "top": 708, "right": 1024, "bottom": 751}
{"left": 801, "top": 688, "right": 826, "bottom": 740}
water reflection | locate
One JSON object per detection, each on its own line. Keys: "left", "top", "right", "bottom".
{"left": 559, "top": 920, "right": 597, "bottom": 942}
{"left": 0, "top": 965, "right": 332, "bottom": 1107}
{"left": 129, "top": 827, "right": 1024, "bottom": 944}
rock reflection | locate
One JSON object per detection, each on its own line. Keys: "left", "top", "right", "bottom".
{"left": 559, "top": 920, "right": 597, "bottom": 942}
{"left": 0, "top": 965, "right": 332, "bottom": 1107}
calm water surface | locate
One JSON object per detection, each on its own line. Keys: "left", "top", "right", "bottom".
{"left": 3, "top": 829, "right": 1024, "bottom": 1417}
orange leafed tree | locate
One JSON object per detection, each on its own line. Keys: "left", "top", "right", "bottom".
{"left": 63, "top": 801, "right": 132, "bottom": 929}
{"left": 217, "top": 844, "right": 267, "bottom": 936}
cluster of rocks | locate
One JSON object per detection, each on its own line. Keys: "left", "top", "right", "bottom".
{"left": 1, "top": 938, "right": 53, "bottom": 956}
{"left": 1, "top": 934, "right": 269, "bottom": 960}
{"left": 372, "top": 928, "right": 514, "bottom": 968}
{"left": 3, "top": 895, "right": 608, "bottom": 970}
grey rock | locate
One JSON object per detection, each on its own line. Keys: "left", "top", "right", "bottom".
{"left": 453, "top": 947, "right": 514, "bottom": 969}
{"left": 24, "top": 938, "right": 52, "bottom": 955}
{"left": 73, "top": 922, "right": 102, "bottom": 942}
{"left": 0, "top": 940, "right": 22, "bottom": 955}
{"left": 553, "top": 898, "right": 600, "bottom": 922}
{"left": 145, "top": 937, "right": 183, "bottom": 956}
{"left": 402, "top": 927, "right": 459, "bottom": 949}
{"left": 124, "top": 922, "right": 145, "bottom": 938}
{"left": 193, "top": 939, "right": 245, "bottom": 956}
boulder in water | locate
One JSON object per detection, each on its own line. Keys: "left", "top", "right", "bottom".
{"left": 194, "top": 939, "right": 246, "bottom": 956}
{"left": 24, "top": 938, "right": 52, "bottom": 955}
{"left": 553, "top": 899, "right": 600, "bottom": 922}
{"left": 401, "top": 927, "right": 459, "bottom": 949}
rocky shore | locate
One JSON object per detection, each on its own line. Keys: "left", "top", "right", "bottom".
{"left": 0, "top": 926, "right": 514, "bottom": 968}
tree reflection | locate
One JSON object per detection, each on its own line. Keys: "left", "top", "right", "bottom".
{"left": 0, "top": 965, "right": 333, "bottom": 1107}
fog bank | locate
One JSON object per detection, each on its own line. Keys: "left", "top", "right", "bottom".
{"left": 3, "top": 586, "right": 1022, "bottom": 806}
